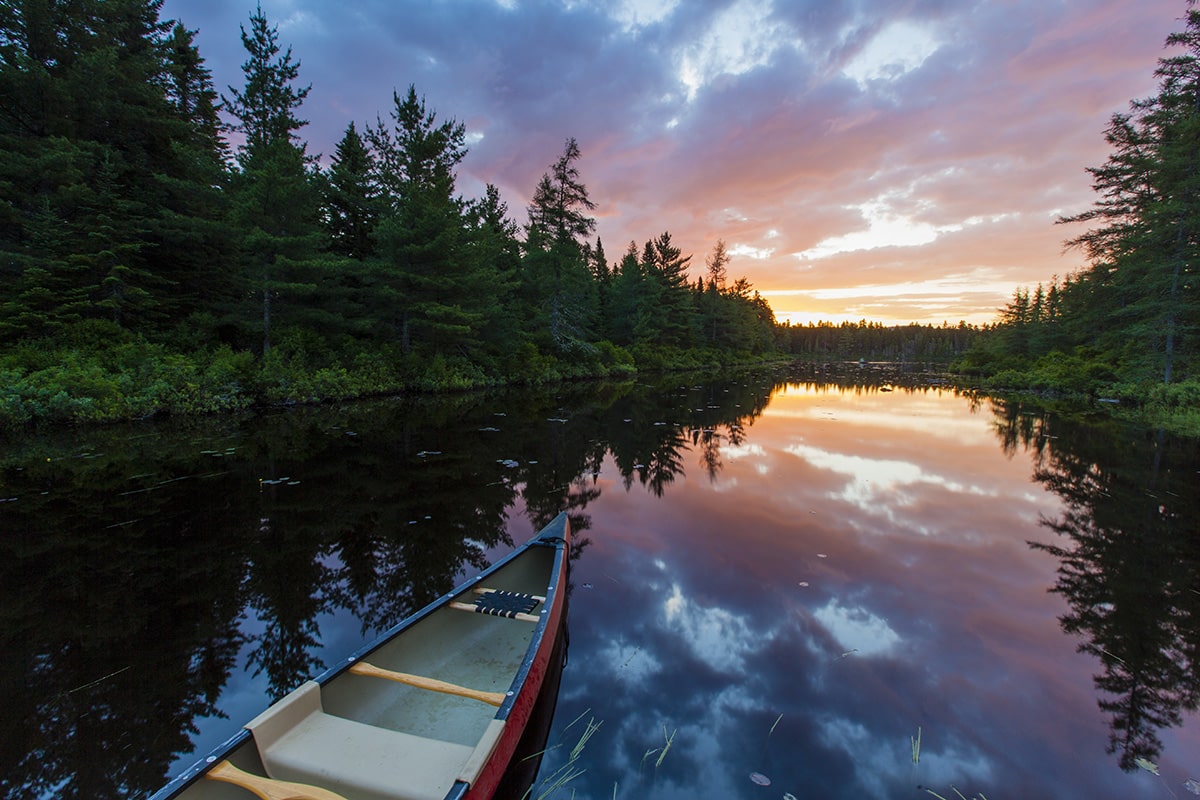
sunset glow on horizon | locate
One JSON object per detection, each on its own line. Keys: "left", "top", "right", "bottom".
{"left": 162, "top": 0, "right": 1184, "bottom": 326}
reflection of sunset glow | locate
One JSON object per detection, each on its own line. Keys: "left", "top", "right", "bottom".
{"left": 538, "top": 380, "right": 1198, "bottom": 797}
{"left": 785, "top": 441, "right": 993, "bottom": 515}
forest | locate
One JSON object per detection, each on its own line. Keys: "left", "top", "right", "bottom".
{"left": 18, "top": 1, "right": 1194, "bottom": 431}
{"left": 0, "top": 1, "right": 800, "bottom": 427}
{"left": 958, "top": 4, "right": 1200, "bottom": 421}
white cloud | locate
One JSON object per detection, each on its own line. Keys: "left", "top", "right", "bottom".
{"left": 675, "top": 0, "right": 794, "bottom": 101}
{"left": 610, "top": 0, "right": 680, "bottom": 31}
{"left": 794, "top": 197, "right": 965, "bottom": 261}
{"left": 843, "top": 20, "right": 941, "bottom": 87}
{"left": 782, "top": 442, "right": 990, "bottom": 517}
{"left": 729, "top": 243, "right": 776, "bottom": 260}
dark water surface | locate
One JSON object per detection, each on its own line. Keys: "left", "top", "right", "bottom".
{"left": 2, "top": 367, "right": 1198, "bottom": 799}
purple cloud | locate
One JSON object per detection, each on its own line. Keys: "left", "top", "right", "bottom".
{"left": 161, "top": 0, "right": 1184, "bottom": 324}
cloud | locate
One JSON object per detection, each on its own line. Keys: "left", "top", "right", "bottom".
{"left": 162, "top": 0, "right": 1183, "bottom": 324}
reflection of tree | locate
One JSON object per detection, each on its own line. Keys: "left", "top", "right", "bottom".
{"left": 0, "top": 449, "right": 247, "bottom": 800}
{"left": 0, "top": 370, "right": 784, "bottom": 798}
{"left": 991, "top": 400, "right": 1200, "bottom": 771}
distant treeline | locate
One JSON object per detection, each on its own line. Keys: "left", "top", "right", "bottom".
{"left": 959, "top": 3, "right": 1200, "bottom": 420}
{"left": 782, "top": 320, "right": 981, "bottom": 362}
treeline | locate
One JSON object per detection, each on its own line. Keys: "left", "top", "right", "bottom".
{"left": 781, "top": 319, "right": 980, "bottom": 362}
{"left": 959, "top": 3, "right": 1200, "bottom": 414}
{"left": 0, "top": 2, "right": 781, "bottom": 425}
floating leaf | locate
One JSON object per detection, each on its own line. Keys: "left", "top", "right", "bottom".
{"left": 750, "top": 772, "right": 771, "bottom": 786}
{"left": 1183, "top": 778, "right": 1200, "bottom": 795}
{"left": 783, "top": 795, "right": 798, "bottom": 800}
{"left": 798, "top": 581, "right": 809, "bottom": 587}
{"left": 1134, "top": 757, "right": 1159, "bottom": 775}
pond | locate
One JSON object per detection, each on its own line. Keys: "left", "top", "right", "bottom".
{"left": 2, "top": 366, "right": 1197, "bottom": 799}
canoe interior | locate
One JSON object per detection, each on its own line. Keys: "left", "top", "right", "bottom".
{"left": 327, "top": 545, "right": 558, "bottom": 746}
{"left": 153, "top": 526, "right": 565, "bottom": 800}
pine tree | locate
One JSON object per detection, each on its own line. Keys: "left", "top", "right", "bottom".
{"left": 1058, "top": 4, "right": 1200, "bottom": 383}
{"left": 323, "top": 122, "right": 379, "bottom": 261}
{"left": 0, "top": 0, "right": 230, "bottom": 341}
{"left": 648, "top": 231, "right": 696, "bottom": 347}
{"left": 367, "top": 85, "right": 484, "bottom": 357}
{"left": 523, "top": 137, "right": 599, "bottom": 354}
{"left": 223, "top": 3, "right": 321, "bottom": 355}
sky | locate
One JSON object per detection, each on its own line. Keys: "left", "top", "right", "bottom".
{"left": 160, "top": 0, "right": 1186, "bottom": 326}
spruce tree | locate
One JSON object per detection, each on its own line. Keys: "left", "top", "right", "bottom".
{"left": 1058, "top": 4, "right": 1200, "bottom": 383}
{"left": 0, "top": 0, "right": 229, "bottom": 341}
{"left": 323, "top": 122, "right": 379, "bottom": 261}
{"left": 223, "top": 3, "right": 321, "bottom": 355}
{"left": 523, "top": 138, "right": 599, "bottom": 354}
{"left": 368, "top": 85, "right": 484, "bottom": 357}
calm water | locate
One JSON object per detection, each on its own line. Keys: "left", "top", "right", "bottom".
{"left": 2, "top": 367, "right": 1197, "bottom": 799}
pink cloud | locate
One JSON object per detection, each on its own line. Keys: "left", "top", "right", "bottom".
{"left": 163, "top": 0, "right": 1185, "bottom": 325}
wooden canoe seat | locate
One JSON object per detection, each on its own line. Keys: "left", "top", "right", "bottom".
{"left": 449, "top": 588, "right": 542, "bottom": 622}
{"left": 245, "top": 681, "right": 474, "bottom": 800}
{"left": 348, "top": 661, "right": 505, "bottom": 706}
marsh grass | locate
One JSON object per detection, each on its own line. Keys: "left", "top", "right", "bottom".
{"left": 523, "top": 712, "right": 679, "bottom": 799}
{"left": 911, "top": 726, "right": 922, "bottom": 764}
{"left": 522, "top": 709, "right": 603, "bottom": 800}
{"left": 639, "top": 724, "right": 677, "bottom": 772}
{"left": 924, "top": 788, "right": 989, "bottom": 800}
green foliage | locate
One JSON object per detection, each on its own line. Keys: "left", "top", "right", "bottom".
{"left": 0, "top": 5, "right": 800, "bottom": 428}
{"left": 971, "top": 7, "right": 1200, "bottom": 397}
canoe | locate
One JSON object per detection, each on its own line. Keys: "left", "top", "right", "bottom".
{"left": 150, "top": 512, "right": 571, "bottom": 800}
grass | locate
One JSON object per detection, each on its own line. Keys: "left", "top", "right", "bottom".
{"left": 639, "top": 724, "right": 677, "bottom": 771}
{"left": 911, "top": 726, "right": 922, "bottom": 764}
{"left": 524, "top": 712, "right": 679, "bottom": 799}
{"left": 924, "top": 789, "right": 989, "bottom": 800}
{"left": 522, "top": 709, "right": 603, "bottom": 800}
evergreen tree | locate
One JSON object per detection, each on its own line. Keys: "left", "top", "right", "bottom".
{"left": 223, "top": 3, "right": 309, "bottom": 160}
{"left": 223, "top": 3, "right": 321, "bottom": 355}
{"left": 523, "top": 137, "right": 599, "bottom": 354}
{"left": 323, "top": 122, "right": 379, "bottom": 261}
{"left": 463, "top": 183, "right": 522, "bottom": 365}
{"left": 1056, "top": 4, "right": 1200, "bottom": 383}
{"left": 705, "top": 238, "right": 729, "bottom": 289}
{"left": 0, "top": 0, "right": 230, "bottom": 341}
{"left": 647, "top": 231, "right": 696, "bottom": 347}
{"left": 367, "top": 85, "right": 485, "bottom": 357}
{"left": 606, "top": 241, "right": 643, "bottom": 346}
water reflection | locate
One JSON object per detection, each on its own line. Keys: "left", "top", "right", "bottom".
{"left": 0, "top": 374, "right": 775, "bottom": 800}
{"left": 991, "top": 399, "right": 1200, "bottom": 772}
{"left": 2, "top": 368, "right": 1198, "bottom": 799}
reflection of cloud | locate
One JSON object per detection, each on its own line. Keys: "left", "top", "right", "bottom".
{"left": 596, "top": 638, "right": 662, "bottom": 683}
{"left": 818, "top": 715, "right": 996, "bottom": 796}
{"left": 720, "top": 442, "right": 766, "bottom": 460}
{"left": 663, "top": 583, "right": 759, "bottom": 672}
{"left": 813, "top": 599, "right": 900, "bottom": 656}
{"left": 784, "top": 442, "right": 991, "bottom": 515}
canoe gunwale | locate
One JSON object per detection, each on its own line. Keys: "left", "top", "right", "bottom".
{"left": 148, "top": 512, "right": 571, "bottom": 800}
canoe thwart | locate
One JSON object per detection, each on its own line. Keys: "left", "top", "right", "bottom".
{"left": 450, "top": 588, "right": 542, "bottom": 622}
{"left": 205, "top": 759, "right": 349, "bottom": 800}
{"left": 349, "top": 661, "right": 505, "bottom": 706}
{"left": 473, "top": 586, "right": 546, "bottom": 603}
